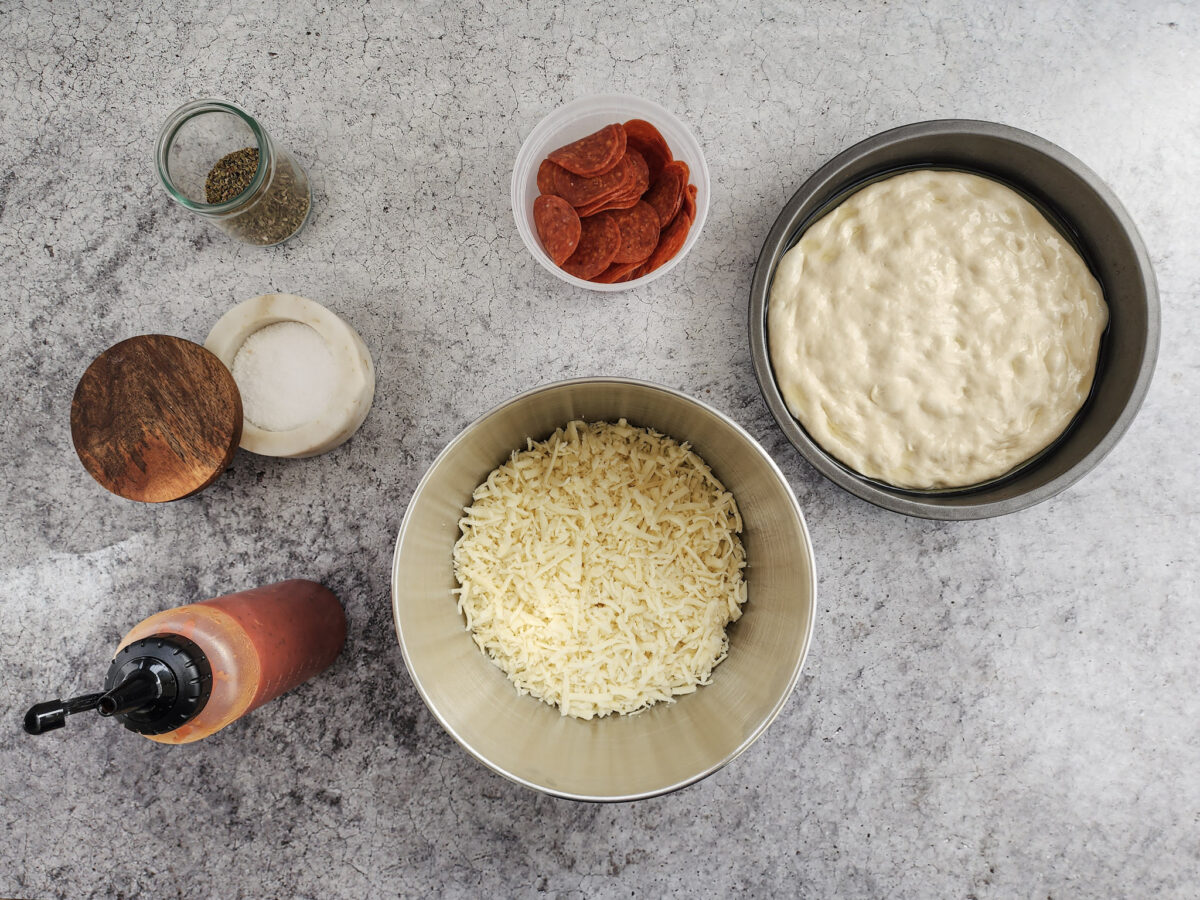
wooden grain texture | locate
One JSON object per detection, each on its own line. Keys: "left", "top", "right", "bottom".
{"left": 70, "top": 335, "right": 243, "bottom": 502}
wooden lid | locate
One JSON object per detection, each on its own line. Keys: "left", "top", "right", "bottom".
{"left": 71, "top": 335, "right": 243, "bottom": 502}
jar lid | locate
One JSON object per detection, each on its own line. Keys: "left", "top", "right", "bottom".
{"left": 70, "top": 335, "right": 243, "bottom": 502}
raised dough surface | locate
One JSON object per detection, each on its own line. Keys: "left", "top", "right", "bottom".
{"left": 768, "top": 169, "right": 1108, "bottom": 489}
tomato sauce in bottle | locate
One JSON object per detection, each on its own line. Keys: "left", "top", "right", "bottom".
{"left": 23, "top": 580, "right": 345, "bottom": 743}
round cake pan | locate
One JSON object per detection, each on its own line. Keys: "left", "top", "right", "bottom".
{"left": 749, "top": 119, "right": 1160, "bottom": 520}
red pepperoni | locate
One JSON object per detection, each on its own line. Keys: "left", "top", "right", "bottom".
{"left": 623, "top": 119, "right": 672, "bottom": 184}
{"left": 576, "top": 151, "right": 648, "bottom": 215}
{"left": 635, "top": 206, "right": 692, "bottom": 277}
{"left": 607, "top": 201, "right": 660, "bottom": 264}
{"left": 533, "top": 195, "right": 582, "bottom": 266}
{"left": 532, "top": 119, "right": 695, "bottom": 284}
{"left": 625, "top": 148, "right": 650, "bottom": 197}
{"left": 561, "top": 212, "right": 621, "bottom": 280}
{"left": 537, "top": 159, "right": 564, "bottom": 196}
{"left": 547, "top": 124, "right": 626, "bottom": 177}
{"left": 592, "top": 257, "right": 650, "bottom": 284}
{"left": 553, "top": 152, "right": 634, "bottom": 208}
{"left": 643, "top": 160, "right": 689, "bottom": 228}
{"left": 576, "top": 188, "right": 641, "bottom": 218}
{"left": 681, "top": 182, "right": 697, "bottom": 223}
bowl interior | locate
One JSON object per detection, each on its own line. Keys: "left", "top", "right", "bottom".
{"left": 511, "top": 95, "right": 710, "bottom": 292}
{"left": 750, "top": 120, "right": 1159, "bottom": 519}
{"left": 392, "top": 379, "right": 814, "bottom": 800}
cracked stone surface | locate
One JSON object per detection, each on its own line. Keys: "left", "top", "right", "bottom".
{"left": 2, "top": 1, "right": 1198, "bottom": 897}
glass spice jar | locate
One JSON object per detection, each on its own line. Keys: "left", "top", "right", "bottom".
{"left": 156, "top": 98, "right": 312, "bottom": 246}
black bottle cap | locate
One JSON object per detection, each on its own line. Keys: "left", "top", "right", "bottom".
{"left": 101, "top": 634, "right": 212, "bottom": 735}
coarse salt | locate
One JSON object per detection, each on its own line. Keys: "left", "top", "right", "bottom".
{"left": 231, "top": 321, "right": 338, "bottom": 432}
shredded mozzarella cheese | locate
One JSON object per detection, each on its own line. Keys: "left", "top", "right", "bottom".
{"left": 452, "top": 419, "right": 747, "bottom": 720}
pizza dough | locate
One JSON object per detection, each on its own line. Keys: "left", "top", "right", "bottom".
{"left": 768, "top": 169, "right": 1108, "bottom": 490}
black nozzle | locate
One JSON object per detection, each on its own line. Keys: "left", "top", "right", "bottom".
{"left": 23, "top": 633, "right": 211, "bottom": 739}
{"left": 23, "top": 693, "right": 105, "bottom": 735}
{"left": 96, "top": 671, "right": 161, "bottom": 718}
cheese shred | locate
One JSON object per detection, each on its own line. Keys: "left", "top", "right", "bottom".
{"left": 452, "top": 419, "right": 747, "bottom": 720}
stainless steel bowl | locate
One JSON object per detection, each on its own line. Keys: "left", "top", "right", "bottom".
{"left": 749, "top": 120, "right": 1160, "bottom": 519}
{"left": 392, "top": 378, "right": 816, "bottom": 801}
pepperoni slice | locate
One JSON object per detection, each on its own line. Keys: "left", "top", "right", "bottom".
{"left": 547, "top": 124, "right": 627, "bottom": 177}
{"left": 533, "top": 195, "right": 582, "bottom": 266}
{"left": 537, "top": 159, "right": 564, "bottom": 196}
{"left": 682, "top": 183, "right": 697, "bottom": 222}
{"left": 533, "top": 120, "right": 695, "bottom": 285}
{"left": 591, "top": 256, "right": 650, "bottom": 284}
{"left": 625, "top": 148, "right": 650, "bottom": 197}
{"left": 623, "top": 119, "right": 672, "bottom": 184}
{"left": 635, "top": 207, "right": 692, "bottom": 277}
{"left": 574, "top": 151, "right": 647, "bottom": 216}
{"left": 643, "top": 160, "right": 689, "bottom": 228}
{"left": 553, "top": 152, "right": 635, "bottom": 208}
{"left": 607, "top": 201, "right": 660, "bottom": 264}
{"left": 561, "top": 212, "right": 621, "bottom": 280}
{"left": 576, "top": 188, "right": 641, "bottom": 218}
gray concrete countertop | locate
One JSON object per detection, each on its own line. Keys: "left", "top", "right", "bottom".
{"left": 2, "top": 2, "right": 1197, "bottom": 897}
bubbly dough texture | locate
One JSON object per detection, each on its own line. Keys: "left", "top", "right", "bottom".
{"left": 768, "top": 169, "right": 1108, "bottom": 490}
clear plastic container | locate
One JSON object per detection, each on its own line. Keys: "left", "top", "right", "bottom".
{"left": 511, "top": 95, "right": 710, "bottom": 292}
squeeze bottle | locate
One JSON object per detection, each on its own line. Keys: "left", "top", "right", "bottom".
{"left": 24, "top": 579, "right": 345, "bottom": 743}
